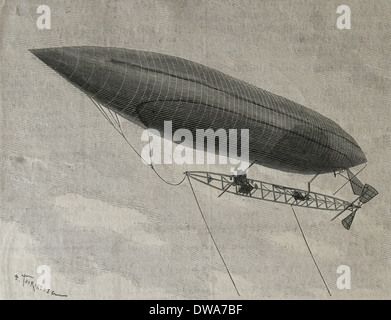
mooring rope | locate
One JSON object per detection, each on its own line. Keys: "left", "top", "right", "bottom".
{"left": 187, "top": 174, "right": 241, "bottom": 296}
{"left": 290, "top": 205, "right": 331, "bottom": 296}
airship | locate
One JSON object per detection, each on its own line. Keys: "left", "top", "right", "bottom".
{"left": 30, "top": 46, "right": 378, "bottom": 296}
{"left": 30, "top": 45, "right": 379, "bottom": 226}
{"left": 29, "top": 46, "right": 378, "bottom": 226}
{"left": 30, "top": 46, "right": 366, "bottom": 175}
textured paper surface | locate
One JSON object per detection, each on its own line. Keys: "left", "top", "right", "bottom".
{"left": 1, "top": 0, "right": 390, "bottom": 299}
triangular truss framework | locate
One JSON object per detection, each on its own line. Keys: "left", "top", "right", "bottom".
{"left": 188, "top": 171, "right": 360, "bottom": 213}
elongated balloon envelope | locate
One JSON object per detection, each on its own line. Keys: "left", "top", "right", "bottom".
{"left": 30, "top": 46, "right": 367, "bottom": 174}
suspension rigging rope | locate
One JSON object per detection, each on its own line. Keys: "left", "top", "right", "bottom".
{"left": 90, "top": 97, "right": 187, "bottom": 187}
{"left": 90, "top": 97, "right": 238, "bottom": 294}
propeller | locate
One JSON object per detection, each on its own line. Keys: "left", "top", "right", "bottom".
{"left": 341, "top": 208, "right": 359, "bottom": 230}
{"left": 331, "top": 183, "right": 378, "bottom": 230}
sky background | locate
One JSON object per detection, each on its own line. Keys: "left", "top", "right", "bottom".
{"left": 1, "top": 0, "right": 391, "bottom": 299}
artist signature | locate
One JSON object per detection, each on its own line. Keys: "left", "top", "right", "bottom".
{"left": 14, "top": 273, "right": 67, "bottom": 298}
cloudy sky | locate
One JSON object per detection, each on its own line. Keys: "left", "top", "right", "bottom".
{"left": 1, "top": 0, "right": 390, "bottom": 299}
